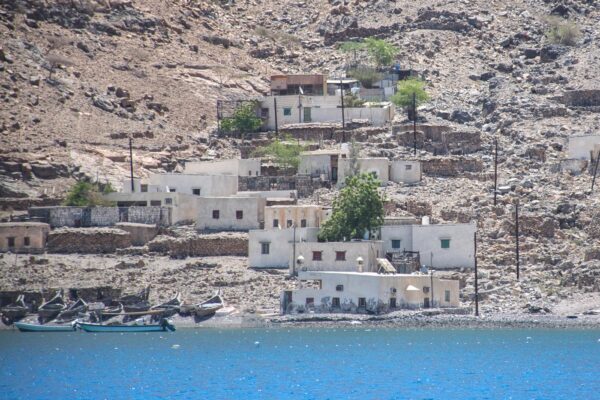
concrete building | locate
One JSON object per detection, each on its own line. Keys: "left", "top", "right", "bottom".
{"left": 390, "top": 160, "right": 421, "bottom": 184}
{"left": 271, "top": 74, "right": 327, "bottom": 96}
{"left": 196, "top": 196, "right": 266, "bottom": 231}
{"left": 122, "top": 174, "right": 238, "bottom": 197}
{"left": 260, "top": 95, "right": 394, "bottom": 130}
{"left": 292, "top": 240, "right": 384, "bottom": 274}
{"left": 380, "top": 219, "right": 476, "bottom": 269}
{"left": 298, "top": 149, "right": 347, "bottom": 184}
{"left": 0, "top": 222, "right": 50, "bottom": 253}
{"left": 184, "top": 159, "right": 261, "bottom": 177}
{"left": 264, "top": 205, "right": 330, "bottom": 229}
{"left": 282, "top": 270, "right": 460, "bottom": 314}
{"left": 337, "top": 157, "right": 390, "bottom": 186}
{"left": 567, "top": 134, "right": 600, "bottom": 160}
{"left": 249, "top": 227, "right": 320, "bottom": 269}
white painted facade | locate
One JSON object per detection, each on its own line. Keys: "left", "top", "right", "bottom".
{"left": 249, "top": 227, "right": 320, "bottom": 269}
{"left": 260, "top": 95, "right": 394, "bottom": 129}
{"left": 292, "top": 241, "right": 384, "bottom": 274}
{"left": 380, "top": 222, "right": 476, "bottom": 269}
{"left": 122, "top": 174, "right": 238, "bottom": 197}
{"left": 184, "top": 159, "right": 261, "bottom": 177}
{"left": 389, "top": 160, "right": 422, "bottom": 184}
{"left": 567, "top": 135, "right": 600, "bottom": 160}
{"left": 298, "top": 152, "right": 336, "bottom": 178}
{"left": 282, "top": 271, "right": 460, "bottom": 314}
{"left": 264, "top": 205, "right": 329, "bottom": 229}
{"left": 337, "top": 157, "right": 390, "bottom": 186}
{"left": 236, "top": 190, "right": 298, "bottom": 200}
{"left": 103, "top": 192, "right": 197, "bottom": 223}
{"left": 196, "top": 196, "right": 266, "bottom": 231}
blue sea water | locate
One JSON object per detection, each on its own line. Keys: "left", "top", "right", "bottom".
{"left": 0, "top": 327, "right": 599, "bottom": 399}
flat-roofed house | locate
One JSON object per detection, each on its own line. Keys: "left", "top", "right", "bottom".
{"left": 196, "top": 196, "right": 266, "bottom": 231}
{"left": 0, "top": 222, "right": 50, "bottom": 253}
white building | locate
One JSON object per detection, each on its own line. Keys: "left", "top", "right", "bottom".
{"left": 567, "top": 135, "right": 600, "bottom": 160}
{"left": 103, "top": 191, "right": 197, "bottom": 224}
{"left": 123, "top": 174, "right": 238, "bottom": 197}
{"left": 292, "top": 240, "right": 384, "bottom": 274}
{"left": 184, "top": 159, "right": 261, "bottom": 177}
{"left": 260, "top": 95, "right": 395, "bottom": 130}
{"left": 196, "top": 196, "right": 266, "bottom": 231}
{"left": 380, "top": 220, "right": 476, "bottom": 269}
{"left": 390, "top": 160, "right": 421, "bottom": 184}
{"left": 282, "top": 270, "right": 460, "bottom": 314}
{"left": 249, "top": 227, "right": 320, "bottom": 269}
{"left": 337, "top": 157, "right": 390, "bottom": 186}
{"left": 264, "top": 205, "right": 329, "bottom": 229}
{"left": 298, "top": 149, "right": 347, "bottom": 184}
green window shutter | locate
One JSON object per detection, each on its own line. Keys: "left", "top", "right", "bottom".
{"left": 441, "top": 239, "right": 450, "bottom": 249}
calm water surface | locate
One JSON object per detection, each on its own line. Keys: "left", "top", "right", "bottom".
{"left": 0, "top": 327, "right": 599, "bottom": 399}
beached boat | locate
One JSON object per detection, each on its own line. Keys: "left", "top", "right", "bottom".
{"left": 37, "top": 291, "right": 66, "bottom": 321}
{"left": 78, "top": 319, "right": 175, "bottom": 333}
{"left": 150, "top": 292, "right": 182, "bottom": 319}
{"left": 180, "top": 293, "right": 224, "bottom": 317}
{"left": 1, "top": 295, "right": 29, "bottom": 324}
{"left": 56, "top": 298, "right": 88, "bottom": 322}
{"left": 14, "top": 321, "right": 78, "bottom": 332}
{"left": 120, "top": 286, "right": 151, "bottom": 313}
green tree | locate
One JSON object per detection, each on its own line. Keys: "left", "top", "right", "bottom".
{"left": 252, "top": 134, "right": 306, "bottom": 173}
{"left": 220, "top": 102, "right": 262, "bottom": 137}
{"left": 318, "top": 173, "right": 384, "bottom": 242}
{"left": 64, "top": 181, "right": 114, "bottom": 206}
{"left": 391, "top": 78, "right": 429, "bottom": 120}
{"left": 545, "top": 17, "right": 580, "bottom": 46}
{"left": 347, "top": 67, "right": 383, "bottom": 89}
{"left": 363, "top": 37, "right": 398, "bottom": 68}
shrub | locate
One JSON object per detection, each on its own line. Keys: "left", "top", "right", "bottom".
{"left": 391, "top": 78, "right": 429, "bottom": 108}
{"left": 220, "top": 102, "right": 262, "bottom": 137}
{"left": 339, "top": 37, "right": 398, "bottom": 68}
{"left": 64, "top": 181, "right": 113, "bottom": 207}
{"left": 252, "top": 134, "right": 306, "bottom": 173}
{"left": 545, "top": 17, "right": 580, "bottom": 46}
{"left": 347, "top": 67, "right": 383, "bottom": 88}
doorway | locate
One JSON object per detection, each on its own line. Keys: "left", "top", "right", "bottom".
{"left": 424, "top": 297, "right": 430, "bottom": 308}
{"left": 303, "top": 107, "right": 312, "bottom": 122}
{"left": 389, "top": 297, "right": 396, "bottom": 308}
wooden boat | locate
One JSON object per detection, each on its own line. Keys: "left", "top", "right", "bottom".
{"left": 78, "top": 318, "right": 175, "bottom": 333}
{"left": 37, "top": 291, "right": 66, "bottom": 321}
{"left": 1, "top": 295, "right": 29, "bottom": 324}
{"left": 14, "top": 321, "right": 78, "bottom": 332}
{"left": 120, "top": 286, "right": 151, "bottom": 313}
{"left": 180, "top": 293, "right": 223, "bottom": 317}
{"left": 56, "top": 298, "right": 88, "bottom": 322}
{"left": 150, "top": 292, "right": 182, "bottom": 318}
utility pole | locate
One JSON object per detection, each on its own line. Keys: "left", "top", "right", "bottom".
{"left": 274, "top": 97, "right": 279, "bottom": 138}
{"left": 591, "top": 150, "right": 600, "bottom": 192}
{"left": 216, "top": 100, "right": 221, "bottom": 135}
{"left": 340, "top": 78, "right": 346, "bottom": 143}
{"left": 515, "top": 199, "right": 520, "bottom": 281}
{"left": 292, "top": 223, "right": 297, "bottom": 276}
{"left": 129, "top": 137, "right": 135, "bottom": 192}
{"left": 412, "top": 91, "right": 417, "bottom": 155}
{"left": 494, "top": 138, "right": 498, "bottom": 206}
{"left": 474, "top": 231, "right": 479, "bottom": 317}
{"left": 430, "top": 270, "right": 434, "bottom": 309}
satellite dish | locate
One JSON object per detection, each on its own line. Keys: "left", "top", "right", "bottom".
{"left": 299, "top": 86, "right": 304, "bottom": 95}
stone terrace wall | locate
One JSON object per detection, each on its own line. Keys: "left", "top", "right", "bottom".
{"left": 147, "top": 232, "right": 248, "bottom": 258}
{"left": 46, "top": 228, "right": 132, "bottom": 253}
{"left": 563, "top": 89, "right": 600, "bottom": 107}
{"left": 394, "top": 124, "right": 482, "bottom": 155}
{"left": 238, "top": 175, "right": 325, "bottom": 197}
{"left": 421, "top": 157, "right": 484, "bottom": 177}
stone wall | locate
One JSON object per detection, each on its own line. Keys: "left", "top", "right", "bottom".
{"left": 563, "top": 89, "right": 600, "bottom": 107}
{"left": 238, "top": 175, "right": 326, "bottom": 197}
{"left": 46, "top": 228, "right": 132, "bottom": 253}
{"left": 147, "top": 232, "right": 248, "bottom": 258}
{"left": 28, "top": 206, "right": 171, "bottom": 227}
{"left": 115, "top": 222, "right": 158, "bottom": 246}
{"left": 421, "top": 157, "right": 484, "bottom": 177}
{"left": 393, "top": 124, "right": 482, "bottom": 155}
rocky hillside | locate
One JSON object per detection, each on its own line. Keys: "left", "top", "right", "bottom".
{"left": 1, "top": 0, "right": 600, "bottom": 312}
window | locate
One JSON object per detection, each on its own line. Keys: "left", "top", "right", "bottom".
{"left": 248, "top": 170, "right": 252, "bottom": 176}
{"left": 332, "top": 297, "right": 340, "bottom": 308}
{"left": 212, "top": 210, "right": 220, "bottom": 219}
{"left": 236, "top": 210, "right": 243, "bottom": 220}
{"left": 150, "top": 200, "right": 161, "bottom": 206}
{"left": 335, "top": 284, "right": 344, "bottom": 292}
{"left": 192, "top": 188, "right": 201, "bottom": 196}
{"left": 273, "top": 219, "right": 279, "bottom": 228}
{"left": 283, "top": 107, "right": 292, "bottom": 116}
{"left": 7, "top": 237, "right": 15, "bottom": 248}
{"left": 261, "top": 108, "right": 269, "bottom": 118}
{"left": 306, "top": 297, "right": 314, "bottom": 306}
{"left": 441, "top": 239, "right": 451, "bottom": 249}
{"left": 286, "top": 219, "right": 293, "bottom": 228}
{"left": 23, "top": 237, "right": 30, "bottom": 247}
{"left": 391, "top": 239, "right": 401, "bottom": 249}
{"left": 141, "top": 184, "right": 148, "bottom": 192}
{"left": 358, "top": 297, "right": 366, "bottom": 308}
{"left": 300, "top": 219, "right": 307, "bottom": 228}
{"left": 445, "top": 290, "right": 451, "bottom": 302}
{"left": 335, "top": 251, "right": 346, "bottom": 261}
{"left": 405, "top": 164, "right": 412, "bottom": 170}
{"left": 168, "top": 188, "right": 176, "bottom": 193}
{"left": 261, "top": 242, "right": 270, "bottom": 255}
{"left": 312, "top": 251, "right": 322, "bottom": 261}
{"left": 390, "top": 297, "right": 397, "bottom": 308}
{"left": 423, "top": 286, "right": 430, "bottom": 294}
{"left": 165, "top": 198, "right": 173, "bottom": 205}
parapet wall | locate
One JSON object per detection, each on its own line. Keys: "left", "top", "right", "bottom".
{"left": 238, "top": 175, "right": 325, "bottom": 197}
{"left": 29, "top": 206, "right": 171, "bottom": 227}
